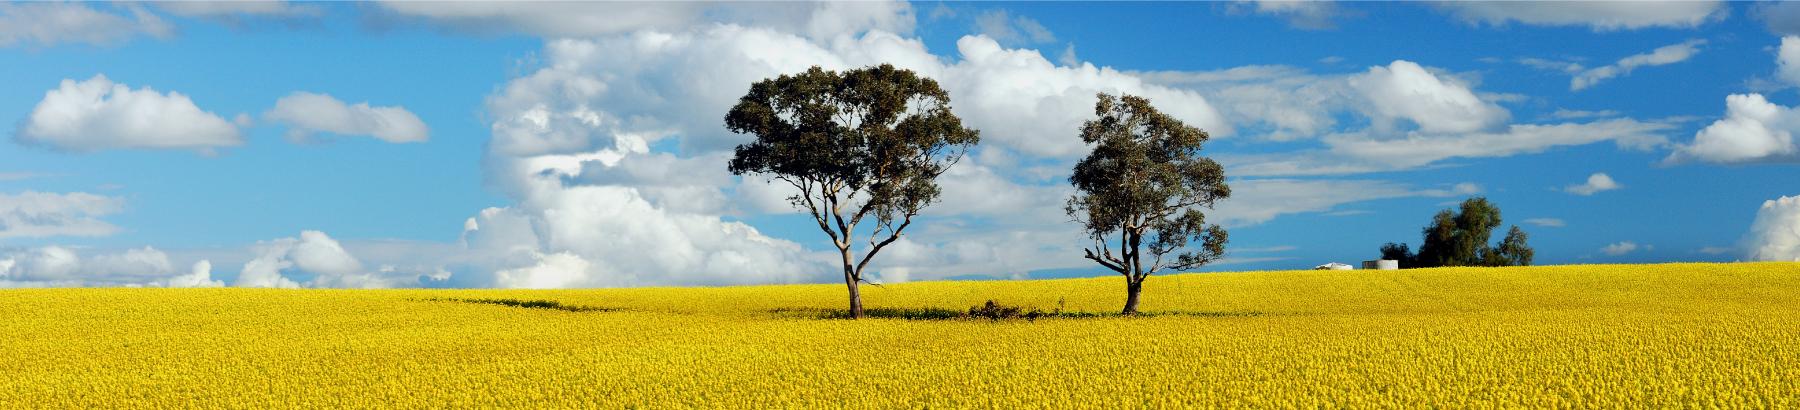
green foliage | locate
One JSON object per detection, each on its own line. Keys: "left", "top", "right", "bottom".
{"left": 1382, "top": 197, "right": 1534, "bottom": 268}
{"left": 1066, "top": 93, "right": 1229, "bottom": 313}
{"left": 1495, "top": 226, "right": 1534, "bottom": 266}
{"left": 1413, "top": 210, "right": 1456, "bottom": 267}
{"left": 1380, "top": 242, "right": 1416, "bottom": 267}
{"left": 725, "top": 64, "right": 979, "bottom": 226}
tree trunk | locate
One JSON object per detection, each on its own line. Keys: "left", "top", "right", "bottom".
{"left": 1122, "top": 279, "right": 1143, "bottom": 315}
{"left": 845, "top": 274, "right": 864, "bottom": 319}
{"left": 840, "top": 248, "right": 864, "bottom": 319}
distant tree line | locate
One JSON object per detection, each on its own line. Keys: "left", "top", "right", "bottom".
{"left": 1379, "top": 197, "right": 1534, "bottom": 268}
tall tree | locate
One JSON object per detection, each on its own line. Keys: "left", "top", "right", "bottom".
{"left": 1450, "top": 198, "right": 1503, "bottom": 265}
{"left": 725, "top": 64, "right": 979, "bottom": 319}
{"left": 1379, "top": 197, "right": 1533, "bottom": 268}
{"left": 1067, "top": 93, "right": 1230, "bottom": 315}
{"left": 1414, "top": 210, "right": 1458, "bottom": 267}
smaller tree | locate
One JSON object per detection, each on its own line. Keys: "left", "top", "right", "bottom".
{"left": 1494, "top": 226, "right": 1533, "bottom": 266}
{"left": 1379, "top": 242, "right": 1416, "bottom": 267}
{"left": 1067, "top": 93, "right": 1230, "bottom": 315}
{"left": 1379, "top": 197, "right": 1533, "bottom": 268}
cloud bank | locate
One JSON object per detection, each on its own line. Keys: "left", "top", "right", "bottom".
{"left": 0, "top": 246, "right": 219, "bottom": 288}
{"left": 0, "top": 191, "right": 124, "bottom": 239}
{"left": 236, "top": 230, "right": 445, "bottom": 289}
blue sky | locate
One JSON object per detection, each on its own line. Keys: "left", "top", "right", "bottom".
{"left": 2, "top": 1, "right": 1799, "bottom": 288}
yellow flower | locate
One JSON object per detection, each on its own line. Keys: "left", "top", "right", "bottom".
{"left": 0, "top": 262, "right": 1796, "bottom": 407}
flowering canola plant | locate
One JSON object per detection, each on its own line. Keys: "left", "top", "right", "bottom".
{"left": 2, "top": 262, "right": 1797, "bottom": 408}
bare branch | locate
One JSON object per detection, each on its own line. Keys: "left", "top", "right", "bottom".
{"left": 824, "top": 189, "right": 853, "bottom": 249}
{"left": 1084, "top": 248, "right": 1126, "bottom": 274}
{"left": 1145, "top": 249, "right": 1168, "bottom": 277}
{"left": 787, "top": 177, "right": 842, "bottom": 247}
{"left": 853, "top": 214, "right": 914, "bottom": 279}
{"left": 1089, "top": 236, "right": 1125, "bottom": 266}
{"left": 1108, "top": 227, "right": 1123, "bottom": 275}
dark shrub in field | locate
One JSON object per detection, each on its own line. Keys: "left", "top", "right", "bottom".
{"left": 434, "top": 298, "right": 616, "bottom": 312}
{"left": 965, "top": 300, "right": 1051, "bottom": 321}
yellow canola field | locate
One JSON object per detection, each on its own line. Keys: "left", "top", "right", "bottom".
{"left": 3, "top": 262, "right": 1798, "bottom": 408}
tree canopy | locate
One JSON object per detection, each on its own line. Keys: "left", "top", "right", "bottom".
{"left": 1381, "top": 197, "right": 1533, "bottom": 268}
{"left": 1067, "top": 93, "right": 1229, "bottom": 314}
{"left": 725, "top": 64, "right": 979, "bottom": 319}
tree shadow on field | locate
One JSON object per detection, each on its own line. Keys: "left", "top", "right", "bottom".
{"left": 769, "top": 302, "right": 1265, "bottom": 321}
{"left": 424, "top": 298, "right": 623, "bottom": 313}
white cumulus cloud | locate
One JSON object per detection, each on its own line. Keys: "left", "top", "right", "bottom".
{"left": 944, "top": 36, "right": 1230, "bottom": 157}
{"left": 265, "top": 92, "right": 429, "bottom": 143}
{"left": 16, "top": 75, "right": 242, "bottom": 153}
{"left": 1747, "top": 195, "right": 1800, "bottom": 261}
{"left": 1349, "top": 60, "right": 1510, "bottom": 134}
{"left": 1666, "top": 93, "right": 1800, "bottom": 164}
{"left": 1564, "top": 173, "right": 1622, "bottom": 196}
{"left": 236, "top": 230, "right": 437, "bottom": 288}
{"left": 1139, "top": 59, "right": 1663, "bottom": 173}
{"left": 463, "top": 179, "right": 828, "bottom": 288}
{"left": 479, "top": 25, "right": 1226, "bottom": 160}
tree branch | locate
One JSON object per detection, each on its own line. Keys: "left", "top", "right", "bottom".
{"left": 853, "top": 214, "right": 914, "bottom": 279}
{"left": 1128, "top": 228, "right": 1145, "bottom": 283}
{"left": 1118, "top": 227, "right": 1132, "bottom": 278}
{"left": 1084, "top": 247, "right": 1126, "bottom": 274}
{"left": 827, "top": 193, "right": 853, "bottom": 249}
{"left": 1146, "top": 197, "right": 1211, "bottom": 222}
{"left": 1091, "top": 237, "right": 1124, "bottom": 266}
{"left": 1145, "top": 248, "right": 1168, "bottom": 277}
{"left": 789, "top": 176, "right": 840, "bottom": 247}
